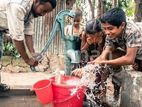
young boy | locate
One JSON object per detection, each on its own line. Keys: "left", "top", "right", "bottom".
{"left": 73, "top": 19, "right": 112, "bottom": 106}
{"left": 81, "top": 19, "right": 106, "bottom": 66}
{"left": 91, "top": 7, "right": 142, "bottom": 70}
{"left": 72, "top": 19, "right": 108, "bottom": 101}
{"left": 64, "top": 8, "right": 83, "bottom": 75}
{"left": 89, "top": 8, "right": 142, "bottom": 99}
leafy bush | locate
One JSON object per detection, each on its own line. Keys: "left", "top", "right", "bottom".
{"left": 3, "top": 42, "right": 20, "bottom": 58}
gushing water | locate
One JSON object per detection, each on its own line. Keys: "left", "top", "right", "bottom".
{"left": 53, "top": 64, "right": 113, "bottom": 107}
{"left": 79, "top": 64, "right": 111, "bottom": 106}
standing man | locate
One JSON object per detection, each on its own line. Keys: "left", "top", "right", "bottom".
{"left": 90, "top": 7, "right": 142, "bottom": 98}
{"left": 0, "top": 0, "right": 56, "bottom": 92}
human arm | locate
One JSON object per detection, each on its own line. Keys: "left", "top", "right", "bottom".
{"left": 6, "top": 3, "right": 38, "bottom": 66}
{"left": 24, "top": 18, "right": 35, "bottom": 54}
{"left": 81, "top": 35, "right": 94, "bottom": 51}
{"left": 97, "top": 24, "right": 141, "bottom": 65}
{"left": 24, "top": 19, "right": 42, "bottom": 60}
{"left": 25, "top": 35, "right": 41, "bottom": 61}
{"left": 71, "top": 68, "right": 84, "bottom": 78}
{"left": 72, "top": 64, "right": 95, "bottom": 78}
{"left": 88, "top": 46, "right": 112, "bottom": 64}
{"left": 81, "top": 42, "right": 89, "bottom": 51}
{"left": 100, "top": 47, "right": 138, "bottom": 65}
{"left": 80, "top": 30, "right": 86, "bottom": 49}
{"left": 14, "top": 40, "right": 38, "bottom": 66}
{"left": 25, "top": 35, "right": 35, "bottom": 54}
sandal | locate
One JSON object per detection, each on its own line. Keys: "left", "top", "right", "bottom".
{"left": 0, "top": 83, "right": 10, "bottom": 92}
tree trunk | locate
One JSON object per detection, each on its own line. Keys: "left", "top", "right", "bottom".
{"left": 134, "top": 0, "right": 142, "bottom": 22}
{"left": 97, "top": 0, "right": 106, "bottom": 18}
{"left": 97, "top": 0, "right": 101, "bottom": 18}
{"left": 66, "top": 0, "right": 76, "bottom": 9}
{"left": 88, "top": 0, "right": 95, "bottom": 19}
{"left": 112, "top": 0, "right": 118, "bottom": 7}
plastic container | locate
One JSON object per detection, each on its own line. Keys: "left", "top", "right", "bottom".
{"left": 33, "top": 79, "right": 53, "bottom": 105}
{"left": 51, "top": 75, "right": 85, "bottom": 107}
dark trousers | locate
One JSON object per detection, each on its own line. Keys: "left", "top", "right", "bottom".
{"left": 133, "top": 59, "right": 142, "bottom": 71}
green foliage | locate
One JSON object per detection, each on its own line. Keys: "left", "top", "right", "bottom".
{"left": 105, "top": 1, "right": 112, "bottom": 11}
{"left": 75, "top": 0, "right": 89, "bottom": 22}
{"left": 125, "top": 1, "right": 135, "bottom": 16}
{"left": 118, "top": 0, "right": 129, "bottom": 8}
{"left": 3, "top": 42, "right": 20, "bottom": 58}
{"left": 75, "top": 0, "right": 135, "bottom": 20}
{"left": 105, "top": 0, "right": 134, "bottom": 17}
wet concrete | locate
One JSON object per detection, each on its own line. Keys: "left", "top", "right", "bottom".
{"left": 0, "top": 95, "right": 53, "bottom": 107}
{"left": 0, "top": 72, "right": 54, "bottom": 107}
{"left": 120, "top": 71, "right": 142, "bottom": 107}
{"left": 1, "top": 72, "right": 53, "bottom": 89}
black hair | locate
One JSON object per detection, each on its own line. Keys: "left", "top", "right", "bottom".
{"left": 39, "top": 0, "right": 56, "bottom": 9}
{"left": 85, "top": 19, "right": 102, "bottom": 35}
{"left": 100, "top": 8, "right": 126, "bottom": 27}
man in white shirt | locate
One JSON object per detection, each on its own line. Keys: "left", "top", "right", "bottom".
{"left": 0, "top": 0, "right": 56, "bottom": 92}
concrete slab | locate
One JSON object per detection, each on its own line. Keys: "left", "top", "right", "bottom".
{"left": 1, "top": 72, "right": 54, "bottom": 89}
{"left": 0, "top": 71, "right": 119, "bottom": 107}
{"left": 0, "top": 96, "right": 53, "bottom": 107}
{"left": 0, "top": 72, "right": 54, "bottom": 107}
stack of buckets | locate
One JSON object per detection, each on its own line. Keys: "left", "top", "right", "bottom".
{"left": 33, "top": 75, "right": 85, "bottom": 107}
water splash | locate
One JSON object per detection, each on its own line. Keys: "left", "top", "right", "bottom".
{"left": 52, "top": 64, "right": 112, "bottom": 107}
{"left": 79, "top": 64, "right": 111, "bottom": 106}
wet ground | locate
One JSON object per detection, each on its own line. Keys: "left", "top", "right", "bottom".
{"left": 0, "top": 95, "right": 53, "bottom": 107}
{"left": 0, "top": 55, "right": 120, "bottom": 107}
{"left": 0, "top": 72, "right": 54, "bottom": 107}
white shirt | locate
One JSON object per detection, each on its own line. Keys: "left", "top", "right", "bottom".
{"left": 0, "top": 0, "right": 34, "bottom": 41}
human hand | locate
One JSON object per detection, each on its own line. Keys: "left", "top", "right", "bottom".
{"left": 32, "top": 53, "right": 43, "bottom": 61}
{"left": 88, "top": 58, "right": 101, "bottom": 64}
{"left": 86, "top": 37, "right": 93, "bottom": 45}
{"left": 88, "top": 59, "right": 108, "bottom": 65}
{"left": 25, "top": 58, "right": 38, "bottom": 66}
{"left": 71, "top": 68, "right": 84, "bottom": 78}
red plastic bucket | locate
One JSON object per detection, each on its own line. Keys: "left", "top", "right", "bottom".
{"left": 33, "top": 79, "right": 53, "bottom": 105}
{"left": 51, "top": 75, "right": 85, "bottom": 107}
